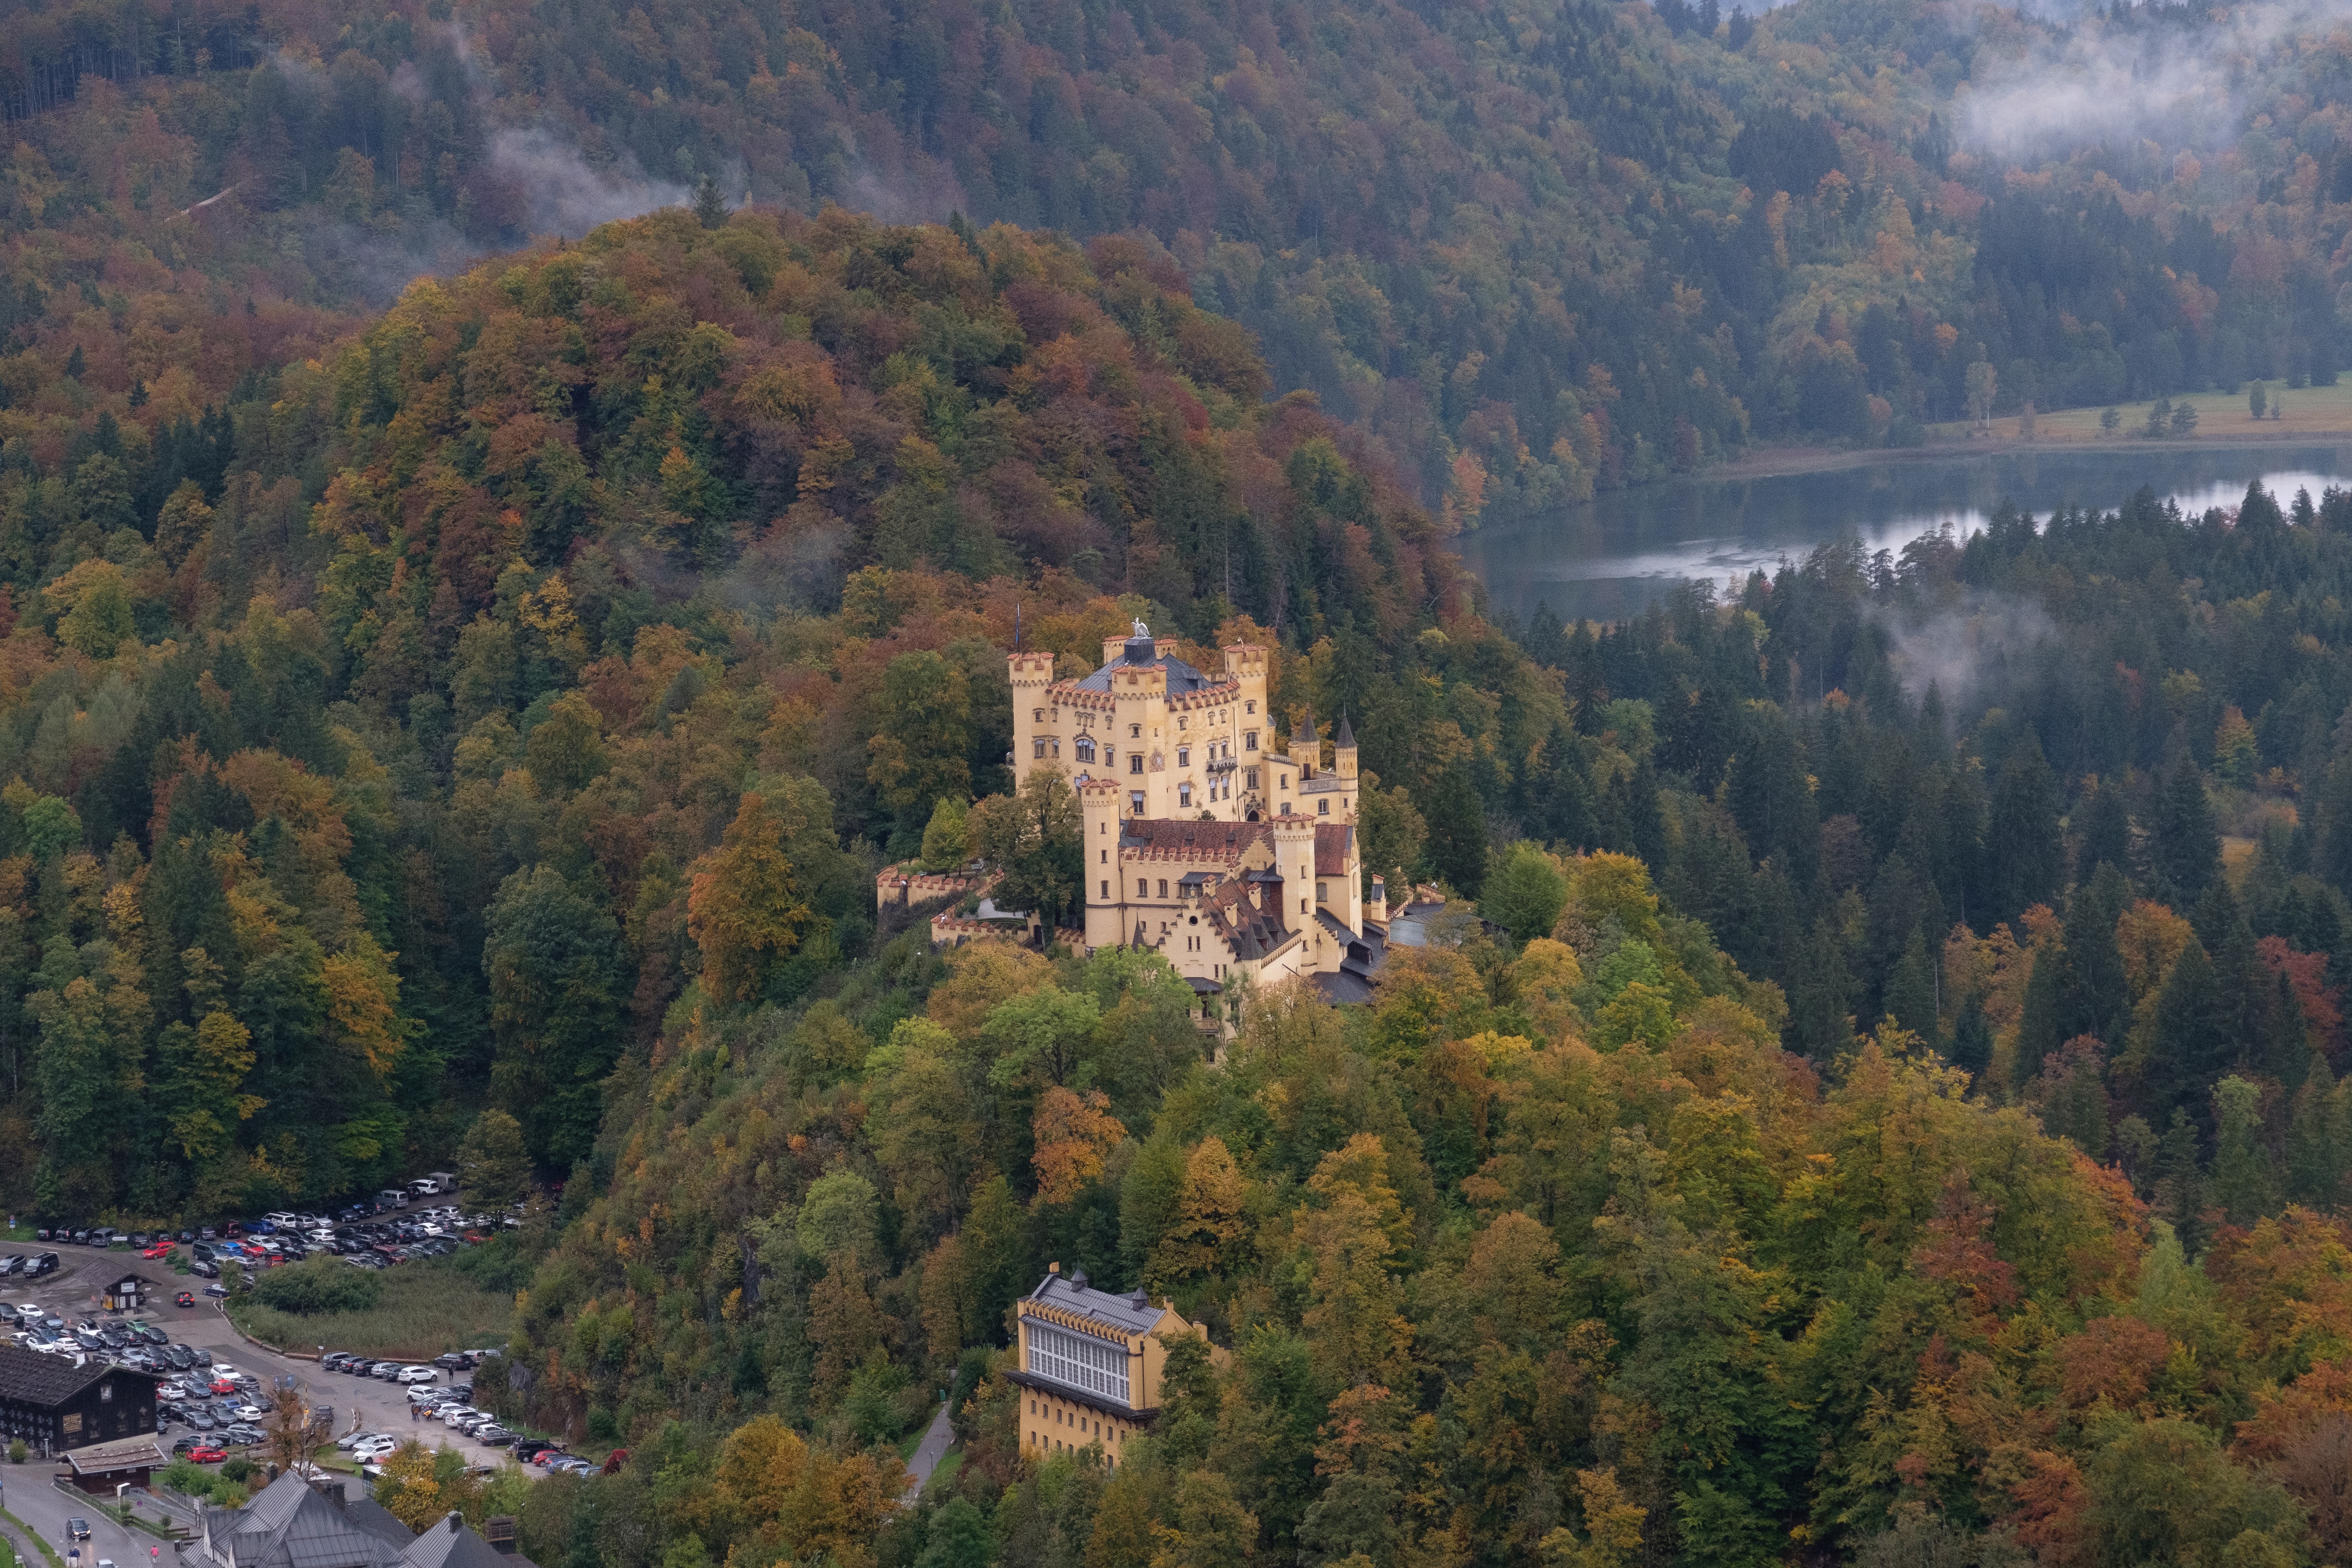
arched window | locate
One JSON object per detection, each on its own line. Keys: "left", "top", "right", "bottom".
{"left": 1076, "top": 737, "right": 1096, "bottom": 763}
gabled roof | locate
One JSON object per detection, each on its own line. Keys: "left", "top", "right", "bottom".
{"left": 399, "top": 1514, "right": 526, "bottom": 1568}
{"left": 208, "top": 1472, "right": 406, "bottom": 1568}
{"left": 0, "top": 1342, "right": 138, "bottom": 1405}
{"left": 62, "top": 1437, "right": 164, "bottom": 1474}
{"left": 1206, "top": 877, "right": 1291, "bottom": 960}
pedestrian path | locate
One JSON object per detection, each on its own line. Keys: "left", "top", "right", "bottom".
{"left": 902, "top": 1403, "right": 955, "bottom": 1500}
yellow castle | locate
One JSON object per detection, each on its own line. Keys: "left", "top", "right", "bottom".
{"left": 1009, "top": 622, "right": 1388, "bottom": 1007}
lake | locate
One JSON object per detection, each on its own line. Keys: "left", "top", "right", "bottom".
{"left": 1456, "top": 443, "right": 2352, "bottom": 626}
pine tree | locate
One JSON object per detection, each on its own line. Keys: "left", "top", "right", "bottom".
{"left": 2148, "top": 753, "right": 2220, "bottom": 904}
{"left": 1883, "top": 926, "right": 1938, "bottom": 1045}
{"left": 2210, "top": 1075, "right": 2281, "bottom": 1226}
{"left": 2286, "top": 1056, "right": 2347, "bottom": 1205}
{"left": 2154, "top": 1108, "right": 2207, "bottom": 1255}
{"left": 2058, "top": 862, "right": 2132, "bottom": 1044}
{"left": 2074, "top": 778, "right": 2132, "bottom": 882}
{"left": 1948, "top": 993, "right": 1994, "bottom": 1084}
{"left": 1987, "top": 734, "right": 2062, "bottom": 928}
{"left": 2145, "top": 939, "right": 2229, "bottom": 1125}
{"left": 1787, "top": 914, "right": 1855, "bottom": 1061}
{"left": 693, "top": 173, "right": 729, "bottom": 229}
{"left": 2015, "top": 945, "right": 2062, "bottom": 1089}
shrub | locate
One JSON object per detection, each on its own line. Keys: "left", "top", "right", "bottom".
{"left": 251, "top": 1256, "right": 383, "bottom": 1316}
{"left": 220, "top": 1455, "right": 256, "bottom": 1485}
{"left": 7, "top": 1439, "right": 22, "bottom": 1463}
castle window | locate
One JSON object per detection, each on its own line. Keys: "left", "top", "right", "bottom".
{"left": 1131, "top": 724, "right": 1142, "bottom": 738}
{"left": 1246, "top": 701, "right": 1256, "bottom": 714}
{"left": 1317, "top": 882, "right": 1328, "bottom": 903}
{"left": 1245, "top": 768, "right": 1258, "bottom": 789}
{"left": 1052, "top": 739, "right": 1060, "bottom": 757}
{"left": 1318, "top": 799, "right": 1328, "bottom": 815}
{"left": 1034, "top": 708, "right": 1045, "bottom": 723}
{"left": 1158, "top": 880, "right": 1169, "bottom": 898}
{"left": 1130, "top": 791, "right": 1145, "bottom": 813}
{"left": 1102, "top": 880, "right": 1110, "bottom": 897}
{"left": 1177, "top": 748, "right": 1190, "bottom": 767}
{"left": 1130, "top": 755, "right": 1144, "bottom": 775}
{"left": 1101, "top": 849, "right": 1108, "bottom": 864}
{"left": 1034, "top": 740, "right": 1047, "bottom": 759}
{"left": 1138, "top": 879, "right": 1149, "bottom": 898}
{"left": 1245, "top": 731, "right": 1258, "bottom": 751}
{"left": 1178, "top": 784, "right": 1193, "bottom": 807}
{"left": 1076, "top": 737, "right": 1095, "bottom": 762}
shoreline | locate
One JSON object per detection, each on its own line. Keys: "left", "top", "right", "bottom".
{"left": 1707, "top": 430, "right": 2352, "bottom": 484}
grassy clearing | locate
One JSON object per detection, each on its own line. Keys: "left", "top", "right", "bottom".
{"left": 1927, "top": 379, "right": 2352, "bottom": 445}
{"left": 229, "top": 1258, "right": 514, "bottom": 1359}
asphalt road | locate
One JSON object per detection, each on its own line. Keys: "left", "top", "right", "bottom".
{"left": 1, "top": 1250, "right": 517, "bottom": 1473}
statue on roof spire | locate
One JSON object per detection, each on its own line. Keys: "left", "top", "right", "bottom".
{"left": 1133, "top": 617, "right": 1150, "bottom": 639}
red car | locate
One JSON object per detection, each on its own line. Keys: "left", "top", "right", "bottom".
{"left": 210, "top": 1378, "right": 237, "bottom": 1395}
{"left": 186, "top": 1446, "right": 225, "bottom": 1463}
{"left": 174, "top": 1291, "right": 195, "bottom": 1308}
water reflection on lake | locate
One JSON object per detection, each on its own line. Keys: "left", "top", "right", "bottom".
{"left": 1457, "top": 443, "right": 2352, "bottom": 626}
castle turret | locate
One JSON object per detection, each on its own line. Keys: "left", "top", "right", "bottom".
{"left": 1334, "top": 710, "right": 1357, "bottom": 782}
{"left": 1291, "top": 705, "right": 1318, "bottom": 776}
{"left": 1078, "top": 776, "right": 1125, "bottom": 950}
{"left": 1270, "top": 813, "right": 1317, "bottom": 926}
{"left": 1009, "top": 650, "right": 1056, "bottom": 787}
{"left": 1368, "top": 873, "right": 1388, "bottom": 925}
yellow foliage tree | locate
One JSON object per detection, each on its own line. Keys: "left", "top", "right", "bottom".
{"left": 1149, "top": 1135, "right": 1249, "bottom": 1284}
{"left": 687, "top": 793, "right": 811, "bottom": 1001}
{"left": 1031, "top": 1085, "right": 1126, "bottom": 1205}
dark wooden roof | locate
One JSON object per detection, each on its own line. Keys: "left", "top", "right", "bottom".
{"left": 0, "top": 1344, "right": 137, "bottom": 1407}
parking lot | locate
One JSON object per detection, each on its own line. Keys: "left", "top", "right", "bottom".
{"left": 0, "top": 1249, "right": 529, "bottom": 1474}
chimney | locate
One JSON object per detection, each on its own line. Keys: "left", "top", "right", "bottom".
{"left": 1048, "top": 1261, "right": 1060, "bottom": 1274}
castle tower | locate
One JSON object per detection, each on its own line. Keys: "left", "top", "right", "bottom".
{"left": 1271, "top": 812, "right": 1318, "bottom": 926}
{"left": 1291, "top": 705, "right": 1318, "bottom": 776}
{"left": 1078, "top": 777, "right": 1125, "bottom": 950}
{"left": 1009, "top": 650, "right": 1055, "bottom": 788}
{"left": 1368, "top": 873, "right": 1388, "bottom": 925}
{"left": 1334, "top": 710, "right": 1358, "bottom": 782}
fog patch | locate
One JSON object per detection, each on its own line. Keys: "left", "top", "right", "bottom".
{"left": 488, "top": 130, "right": 689, "bottom": 237}
{"left": 1878, "top": 593, "right": 2059, "bottom": 713}
{"left": 1959, "top": 1, "right": 2339, "bottom": 158}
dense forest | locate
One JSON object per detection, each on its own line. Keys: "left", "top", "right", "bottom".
{"left": 4, "top": 0, "right": 2350, "bottom": 515}
{"left": 3, "top": 0, "right": 2352, "bottom": 1562}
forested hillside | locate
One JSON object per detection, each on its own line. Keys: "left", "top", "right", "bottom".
{"left": 5, "top": 0, "right": 2350, "bottom": 516}
{"left": 0, "top": 201, "right": 1475, "bottom": 1214}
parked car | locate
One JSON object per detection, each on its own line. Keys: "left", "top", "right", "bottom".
{"left": 336, "top": 1431, "right": 383, "bottom": 1452}
{"left": 185, "top": 1445, "right": 225, "bottom": 1463}
{"left": 398, "top": 1365, "right": 437, "bottom": 1384}
{"left": 141, "top": 1243, "right": 172, "bottom": 1260}
{"left": 203, "top": 1283, "right": 228, "bottom": 1298}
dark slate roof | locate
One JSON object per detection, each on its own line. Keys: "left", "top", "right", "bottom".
{"left": 346, "top": 1500, "right": 419, "bottom": 1552}
{"left": 399, "top": 1515, "right": 527, "bottom": 1568}
{"left": 211, "top": 1472, "right": 405, "bottom": 1568}
{"left": 1073, "top": 643, "right": 1216, "bottom": 695}
{"left": 1313, "top": 968, "right": 1377, "bottom": 1005}
{"left": 1206, "top": 878, "right": 1290, "bottom": 960}
{"left": 1027, "top": 1271, "right": 1165, "bottom": 1334}
{"left": 0, "top": 1343, "right": 129, "bottom": 1406}
{"left": 1335, "top": 711, "right": 1355, "bottom": 748}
